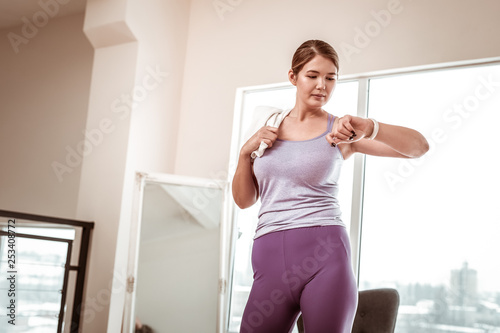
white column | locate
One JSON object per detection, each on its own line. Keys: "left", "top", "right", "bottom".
{"left": 77, "top": 0, "right": 138, "bottom": 331}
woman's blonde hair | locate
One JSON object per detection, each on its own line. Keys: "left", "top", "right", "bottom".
{"left": 291, "top": 40, "right": 339, "bottom": 75}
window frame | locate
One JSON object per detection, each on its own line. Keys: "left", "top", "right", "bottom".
{"left": 0, "top": 209, "right": 94, "bottom": 333}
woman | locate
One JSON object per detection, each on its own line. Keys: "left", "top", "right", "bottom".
{"left": 232, "top": 40, "right": 429, "bottom": 333}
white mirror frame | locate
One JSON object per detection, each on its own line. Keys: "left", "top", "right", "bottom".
{"left": 122, "top": 171, "right": 234, "bottom": 333}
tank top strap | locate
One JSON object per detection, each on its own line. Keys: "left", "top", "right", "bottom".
{"left": 327, "top": 113, "right": 334, "bottom": 132}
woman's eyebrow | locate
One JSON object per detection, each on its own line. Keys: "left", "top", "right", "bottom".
{"left": 306, "top": 70, "right": 337, "bottom": 75}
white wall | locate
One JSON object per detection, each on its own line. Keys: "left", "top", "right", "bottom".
{"left": 175, "top": 0, "right": 500, "bottom": 179}
{"left": 0, "top": 13, "right": 93, "bottom": 217}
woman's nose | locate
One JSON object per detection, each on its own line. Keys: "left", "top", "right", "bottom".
{"left": 316, "top": 78, "right": 326, "bottom": 89}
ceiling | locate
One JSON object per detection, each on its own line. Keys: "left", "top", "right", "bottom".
{"left": 0, "top": 0, "right": 87, "bottom": 30}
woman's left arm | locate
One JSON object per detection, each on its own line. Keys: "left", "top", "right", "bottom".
{"left": 326, "top": 115, "right": 430, "bottom": 159}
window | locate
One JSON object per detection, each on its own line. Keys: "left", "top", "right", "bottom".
{"left": 359, "top": 64, "right": 500, "bottom": 332}
{"left": 0, "top": 210, "right": 93, "bottom": 333}
{"left": 227, "top": 61, "right": 500, "bottom": 333}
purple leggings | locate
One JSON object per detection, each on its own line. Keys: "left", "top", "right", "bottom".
{"left": 240, "top": 225, "right": 358, "bottom": 333}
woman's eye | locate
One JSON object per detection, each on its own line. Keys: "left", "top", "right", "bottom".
{"left": 307, "top": 76, "right": 317, "bottom": 79}
{"left": 327, "top": 77, "right": 336, "bottom": 81}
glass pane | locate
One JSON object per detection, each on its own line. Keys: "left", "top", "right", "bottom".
{"left": 359, "top": 64, "right": 500, "bottom": 332}
{"left": 228, "top": 80, "right": 359, "bottom": 332}
{"left": 17, "top": 227, "right": 75, "bottom": 240}
{"left": 323, "top": 80, "right": 358, "bottom": 229}
{"left": 0, "top": 235, "right": 68, "bottom": 332}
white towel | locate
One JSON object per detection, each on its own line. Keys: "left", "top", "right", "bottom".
{"left": 242, "top": 106, "right": 292, "bottom": 159}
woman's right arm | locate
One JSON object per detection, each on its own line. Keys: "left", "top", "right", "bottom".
{"left": 232, "top": 153, "right": 259, "bottom": 209}
{"left": 232, "top": 126, "right": 278, "bottom": 209}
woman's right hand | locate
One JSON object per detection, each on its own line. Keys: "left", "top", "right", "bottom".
{"left": 240, "top": 126, "right": 279, "bottom": 157}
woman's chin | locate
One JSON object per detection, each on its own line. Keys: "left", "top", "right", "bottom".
{"left": 306, "top": 100, "right": 326, "bottom": 108}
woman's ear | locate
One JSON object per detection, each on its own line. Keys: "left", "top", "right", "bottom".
{"left": 288, "top": 69, "right": 297, "bottom": 86}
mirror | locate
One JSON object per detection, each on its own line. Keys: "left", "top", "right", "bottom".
{"left": 123, "top": 173, "right": 232, "bottom": 333}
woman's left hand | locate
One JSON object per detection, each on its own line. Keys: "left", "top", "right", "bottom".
{"left": 325, "top": 115, "right": 371, "bottom": 147}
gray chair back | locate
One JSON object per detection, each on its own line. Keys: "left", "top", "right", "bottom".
{"left": 296, "top": 288, "right": 400, "bottom": 333}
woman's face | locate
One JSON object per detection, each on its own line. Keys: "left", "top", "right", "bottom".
{"left": 289, "top": 54, "right": 338, "bottom": 109}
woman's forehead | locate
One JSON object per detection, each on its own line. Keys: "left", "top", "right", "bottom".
{"left": 303, "top": 55, "right": 337, "bottom": 73}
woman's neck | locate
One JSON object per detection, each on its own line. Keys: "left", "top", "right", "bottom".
{"left": 289, "top": 104, "right": 325, "bottom": 121}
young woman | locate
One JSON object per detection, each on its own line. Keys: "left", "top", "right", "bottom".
{"left": 232, "top": 40, "right": 429, "bottom": 333}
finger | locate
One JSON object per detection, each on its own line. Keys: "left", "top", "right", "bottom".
{"left": 265, "top": 126, "right": 279, "bottom": 133}
{"left": 339, "top": 122, "right": 355, "bottom": 137}
{"left": 328, "top": 134, "right": 359, "bottom": 148}
{"left": 327, "top": 129, "right": 351, "bottom": 144}
{"left": 330, "top": 136, "right": 338, "bottom": 148}
{"left": 346, "top": 126, "right": 357, "bottom": 140}
{"left": 339, "top": 118, "right": 357, "bottom": 139}
{"left": 254, "top": 128, "right": 278, "bottom": 143}
{"left": 326, "top": 135, "right": 345, "bottom": 148}
{"left": 325, "top": 134, "right": 336, "bottom": 146}
{"left": 334, "top": 131, "right": 352, "bottom": 141}
{"left": 340, "top": 126, "right": 357, "bottom": 141}
{"left": 264, "top": 127, "right": 279, "bottom": 137}
{"left": 341, "top": 120, "right": 356, "bottom": 133}
{"left": 262, "top": 138, "right": 274, "bottom": 148}
{"left": 327, "top": 125, "right": 350, "bottom": 139}
{"left": 265, "top": 131, "right": 279, "bottom": 142}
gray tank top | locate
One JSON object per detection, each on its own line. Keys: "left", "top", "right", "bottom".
{"left": 252, "top": 113, "right": 345, "bottom": 239}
